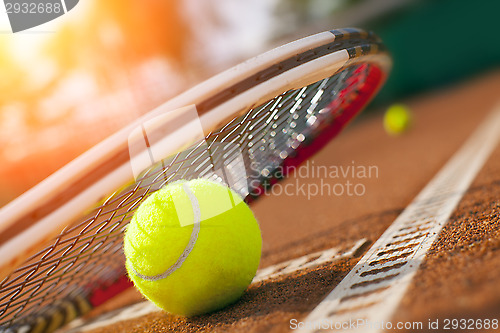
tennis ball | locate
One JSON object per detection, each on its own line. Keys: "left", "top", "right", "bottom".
{"left": 383, "top": 103, "right": 412, "bottom": 135}
{"left": 123, "top": 178, "right": 262, "bottom": 317}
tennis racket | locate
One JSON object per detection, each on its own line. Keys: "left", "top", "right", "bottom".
{"left": 0, "top": 28, "right": 391, "bottom": 333}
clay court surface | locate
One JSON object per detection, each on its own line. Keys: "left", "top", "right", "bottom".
{"left": 57, "top": 70, "right": 500, "bottom": 332}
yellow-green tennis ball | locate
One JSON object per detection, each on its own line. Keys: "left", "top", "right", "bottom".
{"left": 123, "top": 179, "right": 262, "bottom": 317}
{"left": 384, "top": 103, "right": 412, "bottom": 135}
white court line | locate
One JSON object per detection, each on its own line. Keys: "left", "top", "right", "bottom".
{"left": 299, "top": 104, "right": 500, "bottom": 333}
{"left": 60, "top": 240, "right": 367, "bottom": 333}
{"left": 253, "top": 239, "right": 367, "bottom": 283}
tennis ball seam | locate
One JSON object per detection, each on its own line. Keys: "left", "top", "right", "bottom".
{"left": 129, "top": 181, "right": 200, "bottom": 281}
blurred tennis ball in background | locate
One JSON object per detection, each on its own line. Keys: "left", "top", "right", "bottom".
{"left": 383, "top": 103, "right": 412, "bottom": 135}
{"left": 124, "top": 179, "right": 262, "bottom": 317}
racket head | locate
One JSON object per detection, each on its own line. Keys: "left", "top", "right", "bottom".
{"left": 0, "top": 28, "right": 390, "bottom": 331}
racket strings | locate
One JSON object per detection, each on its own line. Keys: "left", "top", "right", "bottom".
{"left": 0, "top": 63, "right": 375, "bottom": 330}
